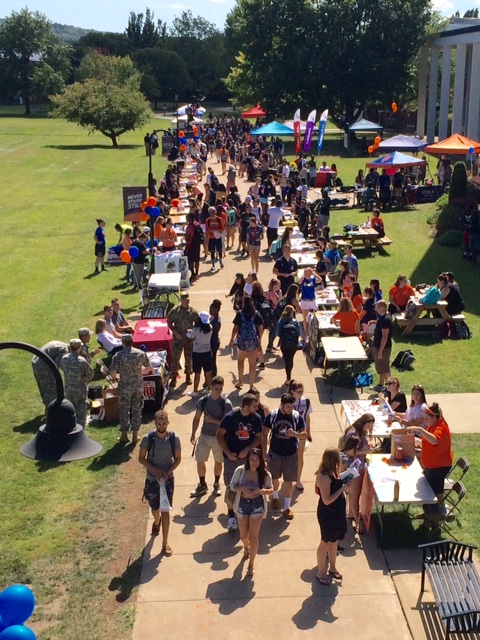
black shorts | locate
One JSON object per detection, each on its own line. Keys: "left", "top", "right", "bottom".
{"left": 95, "top": 244, "right": 106, "bottom": 257}
{"left": 192, "top": 351, "right": 213, "bottom": 374}
{"left": 144, "top": 477, "right": 174, "bottom": 511}
{"left": 267, "top": 227, "right": 278, "bottom": 245}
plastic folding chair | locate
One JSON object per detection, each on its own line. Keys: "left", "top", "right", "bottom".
{"left": 444, "top": 456, "right": 470, "bottom": 491}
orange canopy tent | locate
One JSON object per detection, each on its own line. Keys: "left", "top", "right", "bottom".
{"left": 242, "top": 105, "right": 266, "bottom": 118}
{"left": 424, "top": 133, "right": 480, "bottom": 155}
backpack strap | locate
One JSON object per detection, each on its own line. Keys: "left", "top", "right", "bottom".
{"left": 146, "top": 430, "right": 176, "bottom": 461}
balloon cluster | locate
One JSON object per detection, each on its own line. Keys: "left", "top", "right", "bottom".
{"left": 178, "top": 130, "right": 187, "bottom": 152}
{"left": 468, "top": 146, "right": 475, "bottom": 155}
{"left": 121, "top": 196, "right": 162, "bottom": 263}
{"left": 391, "top": 102, "right": 398, "bottom": 113}
{"left": 368, "top": 145, "right": 374, "bottom": 154}
{"left": 0, "top": 585, "right": 37, "bottom": 639}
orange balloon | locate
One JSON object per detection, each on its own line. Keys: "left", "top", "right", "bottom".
{"left": 373, "top": 142, "right": 380, "bottom": 150}
{"left": 120, "top": 250, "right": 131, "bottom": 263}
{"left": 391, "top": 102, "right": 397, "bottom": 111}
{"left": 140, "top": 200, "right": 147, "bottom": 211}
{"left": 393, "top": 105, "right": 398, "bottom": 113}
{"left": 147, "top": 196, "right": 157, "bottom": 207}
{"left": 170, "top": 198, "right": 180, "bottom": 207}
{"left": 368, "top": 145, "right": 374, "bottom": 154}
{"left": 180, "top": 144, "right": 187, "bottom": 152}
{"left": 374, "top": 136, "right": 381, "bottom": 145}
{"left": 178, "top": 130, "right": 185, "bottom": 138}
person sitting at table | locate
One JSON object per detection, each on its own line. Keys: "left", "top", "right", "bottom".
{"left": 330, "top": 298, "right": 361, "bottom": 336}
{"left": 95, "top": 319, "right": 123, "bottom": 355}
{"left": 406, "top": 402, "right": 453, "bottom": 520}
{"left": 437, "top": 272, "right": 465, "bottom": 316}
{"left": 341, "top": 413, "right": 376, "bottom": 534}
{"left": 324, "top": 241, "right": 340, "bottom": 274}
{"left": 388, "top": 275, "right": 415, "bottom": 314}
{"left": 379, "top": 377, "right": 407, "bottom": 413}
{"left": 111, "top": 298, "right": 134, "bottom": 334}
{"left": 371, "top": 208, "right": 385, "bottom": 238}
{"left": 370, "top": 278, "right": 382, "bottom": 301}
{"left": 158, "top": 217, "right": 178, "bottom": 253}
{"left": 395, "top": 384, "right": 428, "bottom": 427}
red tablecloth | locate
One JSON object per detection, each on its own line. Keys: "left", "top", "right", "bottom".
{"left": 133, "top": 319, "right": 173, "bottom": 367}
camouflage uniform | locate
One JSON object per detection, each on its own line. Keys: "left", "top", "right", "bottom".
{"left": 79, "top": 344, "right": 92, "bottom": 365}
{"left": 60, "top": 352, "right": 94, "bottom": 426}
{"left": 31, "top": 341, "right": 69, "bottom": 408}
{"left": 167, "top": 304, "right": 199, "bottom": 376}
{"left": 111, "top": 347, "right": 150, "bottom": 434}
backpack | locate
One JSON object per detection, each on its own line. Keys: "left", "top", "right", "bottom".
{"left": 200, "top": 394, "right": 227, "bottom": 414}
{"left": 146, "top": 430, "right": 176, "bottom": 461}
{"left": 210, "top": 175, "right": 219, "bottom": 190}
{"left": 273, "top": 297, "right": 288, "bottom": 321}
{"left": 391, "top": 350, "right": 416, "bottom": 369}
{"left": 351, "top": 372, "right": 373, "bottom": 388}
{"left": 279, "top": 319, "right": 300, "bottom": 349}
{"left": 420, "top": 286, "right": 441, "bottom": 305}
{"left": 238, "top": 311, "right": 259, "bottom": 346}
{"left": 269, "top": 408, "right": 301, "bottom": 434}
{"left": 227, "top": 208, "right": 237, "bottom": 226}
{"left": 404, "top": 300, "right": 416, "bottom": 320}
{"left": 451, "top": 320, "right": 472, "bottom": 340}
{"left": 193, "top": 223, "right": 204, "bottom": 244}
{"left": 343, "top": 224, "right": 359, "bottom": 234}
{"left": 255, "top": 299, "right": 273, "bottom": 329}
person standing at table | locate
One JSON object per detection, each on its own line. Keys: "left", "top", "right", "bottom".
{"left": 31, "top": 340, "right": 69, "bottom": 410}
{"left": 167, "top": 292, "right": 199, "bottom": 388}
{"left": 60, "top": 339, "right": 94, "bottom": 427}
{"left": 109, "top": 334, "right": 152, "bottom": 444}
{"left": 94, "top": 218, "right": 107, "bottom": 274}
{"left": 131, "top": 232, "right": 149, "bottom": 290}
{"left": 371, "top": 300, "right": 393, "bottom": 392}
{"left": 273, "top": 245, "right": 299, "bottom": 295}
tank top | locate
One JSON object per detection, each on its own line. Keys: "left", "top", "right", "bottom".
{"left": 301, "top": 277, "right": 316, "bottom": 301}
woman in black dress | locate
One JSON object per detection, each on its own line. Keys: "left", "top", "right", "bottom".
{"left": 315, "top": 448, "right": 349, "bottom": 585}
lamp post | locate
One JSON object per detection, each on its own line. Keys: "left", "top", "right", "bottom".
{"left": 0, "top": 341, "right": 103, "bottom": 462}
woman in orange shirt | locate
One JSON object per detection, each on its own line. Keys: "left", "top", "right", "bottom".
{"left": 388, "top": 275, "right": 415, "bottom": 313}
{"left": 407, "top": 402, "right": 453, "bottom": 519}
{"left": 331, "top": 298, "right": 361, "bottom": 336}
{"left": 158, "top": 218, "right": 178, "bottom": 252}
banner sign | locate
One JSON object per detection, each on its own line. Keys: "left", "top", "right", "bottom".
{"left": 122, "top": 186, "right": 147, "bottom": 217}
{"left": 293, "top": 108, "right": 302, "bottom": 154}
{"left": 317, "top": 109, "right": 329, "bottom": 152}
{"left": 303, "top": 110, "right": 317, "bottom": 152}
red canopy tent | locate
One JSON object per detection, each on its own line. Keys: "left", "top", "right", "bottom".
{"left": 424, "top": 133, "right": 480, "bottom": 155}
{"left": 242, "top": 105, "right": 266, "bottom": 118}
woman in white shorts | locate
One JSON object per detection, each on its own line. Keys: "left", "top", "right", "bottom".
{"left": 298, "top": 267, "right": 322, "bottom": 332}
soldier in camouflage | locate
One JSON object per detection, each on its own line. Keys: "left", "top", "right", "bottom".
{"left": 167, "top": 292, "right": 199, "bottom": 388}
{"left": 78, "top": 327, "right": 101, "bottom": 365}
{"left": 110, "top": 334, "right": 153, "bottom": 444}
{"left": 31, "top": 340, "right": 69, "bottom": 409}
{"left": 60, "top": 339, "right": 94, "bottom": 427}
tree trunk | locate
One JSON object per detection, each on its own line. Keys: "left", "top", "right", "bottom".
{"left": 110, "top": 134, "right": 118, "bottom": 147}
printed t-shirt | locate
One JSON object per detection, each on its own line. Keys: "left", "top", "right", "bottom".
{"left": 206, "top": 216, "right": 225, "bottom": 240}
{"left": 219, "top": 409, "right": 263, "bottom": 455}
{"left": 264, "top": 409, "right": 305, "bottom": 456}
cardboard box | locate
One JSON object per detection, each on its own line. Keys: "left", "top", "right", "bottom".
{"left": 391, "top": 428, "right": 416, "bottom": 461}
{"left": 102, "top": 387, "right": 119, "bottom": 422}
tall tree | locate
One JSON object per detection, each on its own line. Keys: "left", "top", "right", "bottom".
{"left": 170, "top": 10, "right": 218, "bottom": 40}
{"left": 126, "top": 8, "right": 166, "bottom": 49}
{"left": 51, "top": 52, "right": 152, "bottom": 146}
{"left": 0, "top": 8, "right": 71, "bottom": 113}
{"left": 133, "top": 48, "right": 192, "bottom": 101}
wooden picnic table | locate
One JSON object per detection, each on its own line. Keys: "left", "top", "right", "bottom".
{"left": 394, "top": 299, "right": 465, "bottom": 336}
{"left": 335, "top": 227, "right": 393, "bottom": 250}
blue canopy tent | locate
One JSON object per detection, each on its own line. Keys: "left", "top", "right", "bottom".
{"left": 349, "top": 118, "right": 383, "bottom": 132}
{"left": 366, "top": 151, "right": 426, "bottom": 168}
{"left": 250, "top": 121, "right": 295, "bottom": 136}
{"left": 379, "top": 134, "right": 427, "bottom": 153}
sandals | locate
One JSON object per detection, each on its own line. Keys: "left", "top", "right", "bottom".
{"left": 246, "top": 564, "right": 255, "bottom": 577}
{"left": 243, "top": 547, "right": 250, "bottom": 560}
{"left": 328, "top": 570, "right": 343, "bottom": 580}
{"left": 234, "top": 382, "right": 243, "bottom": 389}
{"left": 151, "top": 522, "right": 160, "bottom": 536}
{"left": 316, "top": 575, "right": 330, "bottom": 585}
{"left": 162, "top": 544, "right": 173, "bottom": 557}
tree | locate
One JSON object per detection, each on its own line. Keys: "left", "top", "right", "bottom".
{"left": 126, "top": 8, "right": 166, "bottom": 49}
{"left": 51, "top": 52, "right": 152, "bottom": 146}
{"left": 133, "top": 47, "right": 192, "bottom": 101}
{"left": 0, "top": 8, "right": 71, "bottom": 113}
{"left": 170, "top": 10, "right": 218, "bottom": 40}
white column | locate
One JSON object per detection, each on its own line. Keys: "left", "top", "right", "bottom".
{"left": 467, "top": 42, "right": 480, "bottom": 140}
{"left": 416, "top": 46, "right": 429, "bottom": 138}
{"left": 452, "top": 44, "right": 467, "bottom": 134}
{"left": 438, "top": 46, "right": 452, "bottom": 140}
{"left": 427, "top": 47, "right": 440, "bottom": 142}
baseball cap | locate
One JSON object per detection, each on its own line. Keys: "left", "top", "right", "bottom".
{"left": 199, "top": 311, "right": 211, "bottom": 324}
{"left": 143, "top": 226, "right": 150, "bottom": 233}
{"left": 70, "top": 338, "right": 83, "bottom": 350}
{"left": 245, "top": 195, "right": 253, "bottom": 201}
{"left": 78, "top": 328, "right": 93, "bottom": 337}
{"left": 180, "top": 292, "right": 190, "bottom": 300}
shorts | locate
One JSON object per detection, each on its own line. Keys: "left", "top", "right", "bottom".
{"left": 300, "top": 299, "right": 317, "bottom": 311}
{"left": 200, "top": 224, "right": 206, "bottom": 233}
{"left": 237, "top": 495, "right": 264, "bottom": 518}
{"left": 192, "top": 350, "right": 213, "bottom": 374}
{"left": 208, "top": 237, "right": 222, "bottom": 254}
{"left": 374, "top": 347, "right": 391, "bottom": 375}
{"left": 195, "top": 433, "right": 224, "bottom": 463}
{"left": 95, "top": 245, "right": 106, "bottom": 257}
{"left": 267, "top": 451, "right": 298, "bottom": 482}
{"left": 259, "top": 197, "right": 268, "bottom": 205}
{"left": 267, "top": 227, "right": 278, "bottom": 245}
{"left": 143, "top": 476, "right": 174, "bottom": 512}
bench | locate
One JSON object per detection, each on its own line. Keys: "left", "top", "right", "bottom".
{"left": 395, "top": 312, "right": 465, "bottom": 327}
{"left": 419, "top": 540, "right": 480, "bottom": 640}
{"left": 377, "top": 235, "right": 393, "bottom": 246}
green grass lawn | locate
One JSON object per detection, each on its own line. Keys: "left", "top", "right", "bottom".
{"left": 0, "top": 112, "right": 479, "bottom": 638}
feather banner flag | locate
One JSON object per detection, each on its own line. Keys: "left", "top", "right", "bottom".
{"left": 293, "top": 108, "right": 301, "bottom": 154}
{"left": 317, "top": 109, "right": 329, "bottom": 153}
{"left": 303, "top": 110, "right": 317, "bottom": 152}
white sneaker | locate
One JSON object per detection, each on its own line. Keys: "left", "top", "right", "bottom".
{"left": 187, "top": 391, "right": 199, "bottom": 398}
{"left": 227, "top": 516, "right": 238, "bottom": 531}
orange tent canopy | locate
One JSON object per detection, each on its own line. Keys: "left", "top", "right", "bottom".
{"left": 242, "top": 104, "right": 266, "bottom": 118}
{"left": 424, "top": 133, "right": 480, "bottom": 155}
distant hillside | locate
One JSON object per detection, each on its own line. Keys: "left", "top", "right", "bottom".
{"left": 52, "top": 23, "right": 108, "bottom": 43}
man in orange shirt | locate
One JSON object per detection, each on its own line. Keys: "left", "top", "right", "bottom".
{"left": 388, "top": 275, "right": 415, "bottom": 313}
{"left": 205, "top": 206, "right": 225, "bottom": 271}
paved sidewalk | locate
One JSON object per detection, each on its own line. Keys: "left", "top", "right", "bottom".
{"left": 132, "top": 156, "right": 479, "bottom": 640}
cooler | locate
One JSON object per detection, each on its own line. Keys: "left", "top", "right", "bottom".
{"left": 133, "top": 319, "right": 173, "bottom": 368}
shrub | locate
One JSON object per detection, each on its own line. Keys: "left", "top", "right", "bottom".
{"left": 437, "top": 229, "right": 463, "bottom": 247}
{"left": 436, "top": 203, "right": 461, "bottom": 235}
{"left": 449, "top": 162, "right": 468, "bottom": 204}
{"left": 427, "top": 209, "right": 440, "bottom": 225}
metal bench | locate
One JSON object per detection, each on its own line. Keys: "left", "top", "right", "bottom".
{"left": 419, "top": 540, "right": 480, "bottom": 640}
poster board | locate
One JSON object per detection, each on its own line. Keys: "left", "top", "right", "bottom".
{"left": 123, "top": 186, "right": 147, "bottom": 218}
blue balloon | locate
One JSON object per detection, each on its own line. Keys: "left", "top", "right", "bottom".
{"left": 468, "top": 146, "right": 475, "bottom": 154}
{"left": 194, "top": 136, "right": 200, "bottom": 141}
{"left": 0, "top": 626, "right": 37, "bottom": 640}
{"left": 179, "top": 137, "right": 187, "bottom": 145}
{"left": 150, "top": 206, "right": 162, "bottom": 218}
{"left": 128, "top": 245, "right": 139, "bottom": 259}
{"left": 144, "top": 206, "right": 153, "bottom": 215}
{"left": 0, "top": 586, "right": 35, "bottom": 629}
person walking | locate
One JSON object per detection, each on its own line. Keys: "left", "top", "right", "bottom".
{"left": 273, "top": 245, "right": 299, "bottom": 295}
{"left": 263, "top": 393, "right": 306, "bottom": 520}
{"left": 60, "top": 339, "right": 94, "bottom": 427}
{"left": 186, "top": 312, "right": 214, "bottom": 398}
{"left": 371, "top": 299, "right": 393, "bottom": 392}
{"left": 230, "top": 448, "right": 273, "bottom": 577}
{"left": 276, "top": 305, "right": 302, "bottom": 385}
{"left": 209, "top": 299, "right": 222, "bottom": 378}
{"left": 31, "top": 340, "right": 69, "bottom": 410}
{"left": 139, "top": 409, "right": 181, "bottom": 555}
{"left": 190, "top": 376, "right": 233, "bottom": 498}
{"left": 216, "top": 394, "right": 263, "bottom": 531}
{"left": 109, "top": 334, "right": 153, "bottom": 444}
{"left": 206, "top": 206, "right": 225, "bottom": 271}
{"left": 167, "top": 293, "right": 199, "bottom": 388}
{"left": 229, "top": 296, "right": 264, "bottom": 391}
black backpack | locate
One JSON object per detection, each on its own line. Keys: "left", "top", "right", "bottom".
{"left": 273, "top": 297, "right": 288, "bottom": 321}
{"left": 452, "top": 321, "right": 472, "bottom": 340}
{"left": 391, "top": 350, "right": 415, "bottom": 369}
{"left": 280, "top": 320, "right": 300, "bottom": 349}
{"left": 193, "top": 224, "right": 204, "bottom": 244}
{"left": 255, "top": 299, "right": 273, "bottom": 329}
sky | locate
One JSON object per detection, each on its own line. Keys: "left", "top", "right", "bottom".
{"left": 1, "top": 0, "right": 478, "bottom": 32}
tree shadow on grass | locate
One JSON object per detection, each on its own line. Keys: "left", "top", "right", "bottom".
{"left": 13, "top": 415, "right": 44, "bottom": 434}
{"left": 44, "top": 144, "right": 142, "bottom": 151}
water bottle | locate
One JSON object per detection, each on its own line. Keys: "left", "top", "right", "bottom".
{"left": 393, "top": 480, "right": 400, "bottom": 501}
{"left": 366, "top": 216, "right": 371, "bottom": 228}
